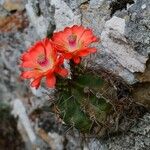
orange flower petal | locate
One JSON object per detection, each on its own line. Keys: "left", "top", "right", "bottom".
{"left": 20, "top": 38, "right": 67, "bottom": 89}
{"left": 21, "top": 52, "right": 31, "bottom": 61}
{"left": 76, "top": 48, "right": 97, "bottom": 57}
{"left": 73, "top": 57, "right": 81, "bottom": 64}
{"left": 31, "top": 77, "right": 42, "bottom": 89}
{"left": 63, "top": 53, "right": 72, "bottom": 59}
{"left": 28, "top": 42, "right": 45, "bottom": 60}
{"left": 46, "top": 74, "right": 56, "bottom": 88}
{"left": 54, "top": 27, "right": 72, "bottom": 45}
{"left": 79, "top": 29, "right": 98, "bottom": 46}
{"left": 52, "top": 25, "right": 99, "bottom": 64}
{"left": 44, "top": 38, "right": 56, "bottom": 60}
{"left": 20, "top": 61, "right": 38, "bottom": 68}
{"left": 29, "top": 41, "right": 44, "bottom": 53}
{"left": 52, "top": 29, "right": 70, "bottom": 49}
{"left": 20, "top": 41, "right": 46, "bottom": 68}
{"left": 72, "top": 25, "right": 85, "bottom": 42}
{"left": 21, "top": 70, "right": 41, "bottom": 79}
{"left": 63, "top": 27, "right": 72, "bottom": 37}
{"left": 55, "top": 68, "right": 68, "bottom": 77}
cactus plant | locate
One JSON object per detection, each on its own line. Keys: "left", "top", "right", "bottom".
{"left": 20, "top": 25, "right": 146, "bottom": 137}
{"left": 49, "top": 61, "right": 145, "bottom": 136}
{"left": 51, "top": 63, "right": 119, "bottom": 135}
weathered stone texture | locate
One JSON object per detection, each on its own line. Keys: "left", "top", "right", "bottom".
{"left": 125, "top": 0, "right": 150, "bottom": 56}
{"left": 79, "top": 0, "right": 149, "bottom": 84}
{"left": 105, "top": 113, "right": 150, "bottom": 150}
{"left": 0, "top": 0, "right": 150, "bottom": 149}
{"left": 24, "top": 0, "right": 150, "bottom": 149}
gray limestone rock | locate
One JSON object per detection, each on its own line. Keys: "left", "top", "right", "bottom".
{"left": 24, "top": 0, "right": 150, "bottom": 149}
{"left": 125, "top": 0, "right": 150, "bottom": 56}
{"left": 105, "top": 113, "right": 150, "bottom": 150}
{"left": 0, "top": 0, "right": 150, "bottom": 149}
{"left": 80, "top": 0, "right": 149, "bottom": 84}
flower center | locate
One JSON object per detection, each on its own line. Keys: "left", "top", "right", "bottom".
{"left": 68, "top": 34, "right": 77, "bottom": 47}
{"left": 37, "top": 54, "right": 49, "bottom": 67}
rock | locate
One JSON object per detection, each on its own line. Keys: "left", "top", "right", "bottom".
{"left": 126, "top": 0, "right": 150, "bottom": 110}
{"left": 0, "top": 83, "right": 11, "bottom": 102}
{"left": 90, "top": 0, "right": 106, "bottom": 9}
{"left": 0, "top": 32, "right": 24, "bottom": 72}
{"left": 12, "top": 99, "right": 37, "bottom": 146}
{"left": 47, "top": 132, "right": 64, "bottom": 150}
{"left": 132, "top": 83, "right": 150, "bottom": 108}
{"left": 80, "top": 0, "right": 149, "bottom": 85}
{"left": 0, "top": 30, "right": 30, "bottom": 104}
{"left": 109, "top": 0, "right": 134, "bottom": 16}
{"left": 0, "top": 0, "right": 4, "bottom": 5}
{"left": 0, "top": 5, "right": 9, "bottom": 18}
{"left": 63, "top": 0, "right": 88, "bottom": 10}
{"left": 25, "top": 3, "right": 50, "bottom": 38}
{"left": 125, "top": 0, "right": 150, "bottom": 108}
{"left": 86, "top": 139, "right": 107, "bottom": 150}
{"left": 81, "top": 0, "right": 111, "bottom": 34}
{"left": 0, "top": 11, "right": 28, "bottom": 32}
{"left": 2, "top": 0, "right": 25, "bottom": 11}
{"left": 25, "top": 0, "right": 56, "bottom": 38}
{"left": 0, "top": 102, "right": 25, "bottom": 149}
{"left": 125, "top": 0, "right": 150, "bottom": 56}
{"left": 1, "top": 0, "right": 149, "bottom": 149}
{"left": 80, "top": 0, "right": 138, "bottom": 84}
{"left": 135, "top": 59, "right": 150, "bottom": 83}
{"left": 25, "top": 0, "right": 81, "bottom": 38}
{"left": 104, "top": 113, "right": 150, "bottom": 150}
{"left": 51, "top": 0, "right": 81, "bottom": 31}
{"left": 101, "top": 16, "right": 148, "bottom": 78}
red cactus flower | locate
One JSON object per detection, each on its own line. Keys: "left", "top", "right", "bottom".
{"left": 20, "top": 38, "right": 68, "bottom": 89}
{"left": 52, "top": 25, "right": 99, "bottom": 64}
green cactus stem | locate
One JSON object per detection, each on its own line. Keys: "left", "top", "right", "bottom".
{"left": 51, "top": 62, "right": 146, "bottom": 136}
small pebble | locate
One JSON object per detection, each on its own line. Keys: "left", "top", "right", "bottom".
{"left": 141, "top": 4, "right": 146, "bottom": 10}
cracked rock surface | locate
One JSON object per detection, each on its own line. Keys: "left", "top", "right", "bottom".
{"left": 0, "top": 0, "right": 150, "bottom": 149}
